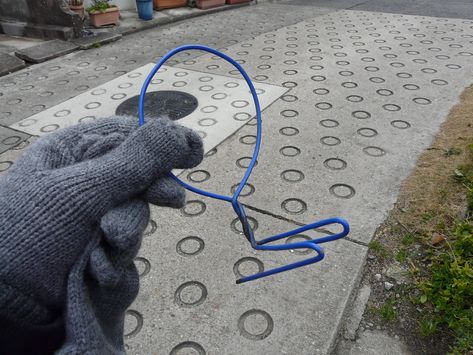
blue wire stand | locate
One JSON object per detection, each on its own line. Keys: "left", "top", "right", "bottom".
{"left": 138, "top": 44, "right": 350, "bottom": 284}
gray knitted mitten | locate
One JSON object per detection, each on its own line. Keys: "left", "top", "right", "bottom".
{"left": 0, "top": 116, "right": 203, "bottom": 354}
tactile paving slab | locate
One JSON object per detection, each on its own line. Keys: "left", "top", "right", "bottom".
{"left": 125, "top": 196, "right": 367, "bottom": 354}
{"left": 168, "top": 10, "right": 473, "bottom": 243}
{"left": 10, "top": 64, "right": 287, "bottom": 154}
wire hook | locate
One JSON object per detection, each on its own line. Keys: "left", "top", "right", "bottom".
{"left": 138, "top": 44, "right": 350, "bottom": 284}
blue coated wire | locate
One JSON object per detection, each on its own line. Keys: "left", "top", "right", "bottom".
{"left": 138, "top": 44, "right": 350, "bottom": 284}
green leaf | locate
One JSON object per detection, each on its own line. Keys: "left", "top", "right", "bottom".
{"left": 420, "top": 294, "right": 427, "bottom": 304}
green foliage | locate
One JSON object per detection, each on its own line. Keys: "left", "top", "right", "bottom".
{"left": 86, "top": 0, "right": 114, "bottom": 12}
{"left": 420, "top": 222, "right": 473, "bottom": 353}
{"left": 379, "top": 299, "right": 397, "bottom": 321}
{"left": 419, "top": 316, "right": 438, "bottom": 337}
{"left": 395, "top": 249, "right": 408, "bottom": 263}
{"left": 368, "top": 240, "right": 389, "bottom": 258}
{"left": 401, "top": 234, "right": 416, "bottom": 246}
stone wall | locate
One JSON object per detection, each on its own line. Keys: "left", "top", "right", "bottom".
{"left": 0, "top": 0, "right": 83, "bottom": 39}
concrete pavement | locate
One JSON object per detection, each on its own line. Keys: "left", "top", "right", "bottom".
{"left": 1, "top": 1, "right": 473, "bottom": 353}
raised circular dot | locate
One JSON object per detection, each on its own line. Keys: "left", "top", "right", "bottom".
{"left": 346, "top": 95, "right": 363, "bottom": 102}
{"left": 124, "top": 310, "right": 143, "bottom": 338}
{"left": 224, "top": 82, "right": 239, "bottom": 88}
{"left": 128, "top": 72, "right": 141, "bottom": 78}
{"left": 232, "top": 100, "right": 249, "bottom": 108}
{"left": 281, "top": 169, "right": 304, "bottom": 183}
{"left": 281, "top": 198, "right": 307, "bottom": 215}
{"left": 239, "top": 135, "right": 257, "bottom": 145}
{"left": 233, "top": 257, "right": 264, "bottom": 278}
{"left": 279, "top": 126, "right": 299, "bottom": 136}
{"left": 282, "top": 81, "right": 297, "bottom": 88}
{"left": 357, "top": 128, "right": 378, "bottom": 137}
{"left": 38, "top": 91, "right": 53, "bottom": 97}
{"left": 18, "top": 118, "right": 36, "bottom": 127}
{"left": 320, "top": 119, "right": 339, "bottom": 128}
{"left": 201, "top": 105, "right": 217, "bottom": 113}
{"left": 0, "top": 161, "right": 13, "bottom": 172}
{"left": 280, "top": 146, "right": 301, "bottom": 157}
{"left": 281, "top": 109, "right": 298, "bottom": 118}
{"left": 376, "top": 89, "right": 393, "bottom": 96}
{"left": 170, "top": 342, "right": 206, "bottom": 355}
{"left": 238, "top": 310, "right": 274, "bottom": 341}
{"left": 315, "top": 102, "right": 332, "bottom": 110}
{"left": 236, "top": 157, "right": 256, "bottom": 169}
{"left": 85, "top": 102, "right": 101, "bottom": 109}
{"left": 314, "top": 88, "right": 329, "bottom": 95}
{"left": 446, "top": 64, "right": 461, "bottom": 69}
{"left": 78, "top": 116, "right": 96, "bottom": 123}
{"left": 369, "top": 77, "right": 385, "bottom": 83}
{"left": 199, "top": 76, "right": 213, "bottom": 82}
{"left": 391, "top": 120, "right": 411, "bottom": 129}
{"left": 311, "top": 75, "right": 326, "bottom": 82}
{"left": 198, "top": 118, "right": 217, "bottom": 127}
{"left": 352, "top": 110, "right": 371, "bottom": 119}
{"left": 144, "top": 219, "right": 157, "bottom": 236}
{"left": 7, "top": 98, "right": 21, "bottom": 105}
{"left": 286, "top": 235, "right": 313, "bottom": 255}
{"left": 175, "top": 281, "right": 207, "bottom": 308}
{"left": 431, "top": 79, "right": 448, "bottom": 85}
{"left": 230, "top": 183, "right": 255, "bottom": 197}
{"left": 176, "top": 236, "right": 205, "bottom": 257}
{"left": 134, "top": 257, "right": 151, "bottom": 277}
{"left": 231, "top": 216, "right": 258, "bottom": 234}
{"left": 199, "top": 85, "right": 214, "bottom": 92}
{"left": 187, "top": 170, "right": 210, "bottom": 183}
{"left": 383, "top": 104, "right": 401, "bottom": 112}
{"left": 324, "top": 158, "right": 347, "bottom": 170}
{"left": 1, "top": 136, "right": 21, "bottom": 146}
{"left": 182, "top": 200, "right": 206, "bottom": 217}
{"left": 40, "top": 124, "right": 59, "bottom": 133}
{"left": 320, "top": 136, "right": 341, "bottom": 146}
{"left": 330, "top": 184, "right": 355, "bottom": 199}
{"left": 111, "top": 93, "right": 126, "bottom": 100}
{"left": 173, "top": 81, "right": 187, "bottom": 88}
{"left": 397, "top": 72, "right": 412, "bottom": 78}
{"left": 342, "top": 82, "right": 357, "bottom": 88}
{"left": 413, "top": 97, "right": 431, "bottom": 105}
{"left": 363, "top": 146, "right": 386, "bottom": 157}
{"left": 234, "top": 112, "right": 251, "bottom": 121}
{"left": 212, "top": 93, "right": 227, "bottom": 100}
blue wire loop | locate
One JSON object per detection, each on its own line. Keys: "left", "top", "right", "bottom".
{"left": 138, "top": 44, "right": 350, "bottom": 284}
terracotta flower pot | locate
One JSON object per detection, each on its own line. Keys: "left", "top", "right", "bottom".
{"left": 70, "top": 4, "right": 85, "bottom": 19}
{"left": 196, "top": 0, "right": 225, "bottom": 9}
{"left": 226, "top": 0, "right": 250, "bottom": 3}
{"left": 88, "top": 6, "right": 120, "bottom": 27}
{"left": 153, "top": 0, "right": 187, "bottom": 9}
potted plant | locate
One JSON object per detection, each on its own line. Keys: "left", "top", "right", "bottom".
{"left": 196, "top": 0, "right": 225, "bottom": 9}
{"left": 226, "top": 0, "right": 250, "bottom": 4}
{"left": 87, "top": 0, "right": 120, "bottom": 27}
{"left": 136, "top": 0, "right": 154, "bottom": 20}
{"left": 153, "top": 0, "right": 187, "bottom": 10}
{"left": 70, "top": 0, "right": 85, "bottom": 19}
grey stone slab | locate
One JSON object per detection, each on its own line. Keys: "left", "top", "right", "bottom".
{"left": 71, "top": 32, "right": 122, "bottom": 50}
{"left": 0, "top": 53, "right": 25, "bottom": 76}
{"left": 0, "top": 3, "right": 336, "bottom": 126}
{"left": 169, "top": 10, "right": 473, "bottom": 243}
{"left": 0, "top": 126, "right": 31, "bottom": 156}
{"left": 0, "top": 44, "right": 16, "bottom": 54}
{"left": 15, "top": 40, "right": 78, "bottom": 64}
{"left": 125, "top": 196, "right": 367, "bottom": 354}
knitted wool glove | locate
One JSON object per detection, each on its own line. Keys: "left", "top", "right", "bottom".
{"left": 0, "top": 116, "right": 203, "bottom": 354}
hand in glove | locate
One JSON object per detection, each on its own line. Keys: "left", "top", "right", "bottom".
{"left": 0, "top": 116, "right": 203, "bottom": 354}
